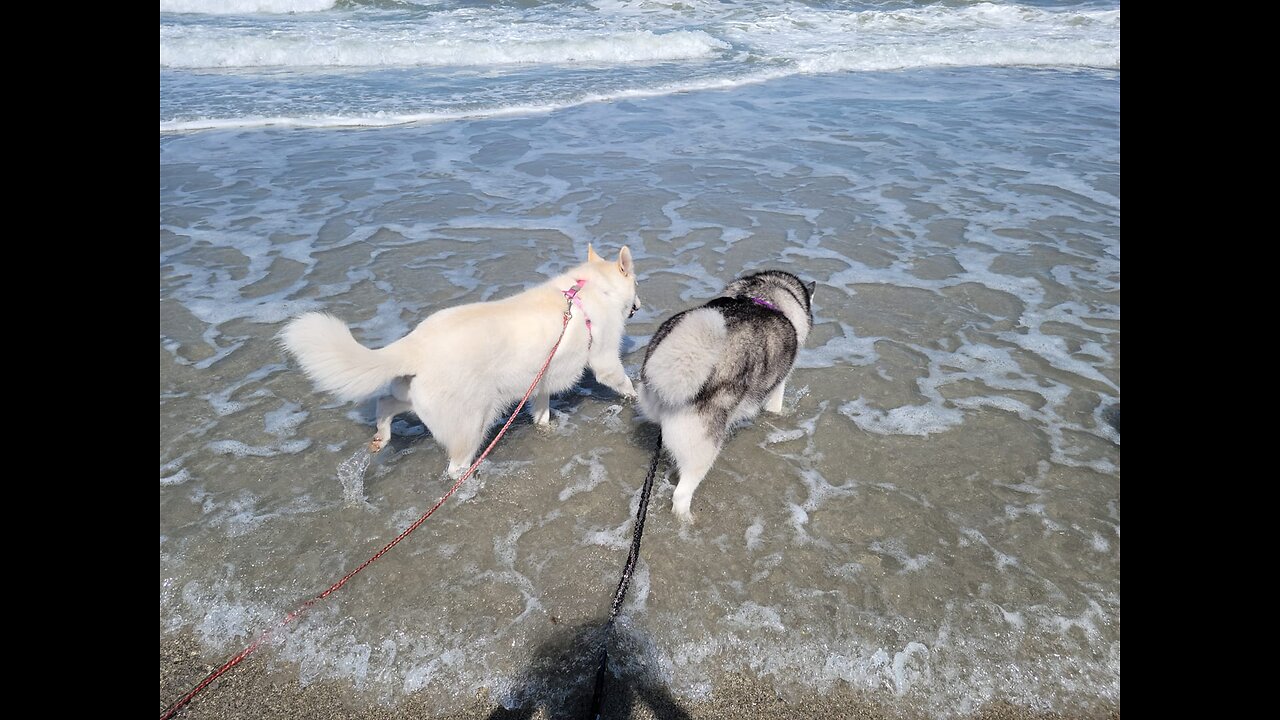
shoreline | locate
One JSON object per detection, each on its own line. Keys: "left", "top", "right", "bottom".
{"left": 161, "top": 635, "right": 1119, "bottom": 720}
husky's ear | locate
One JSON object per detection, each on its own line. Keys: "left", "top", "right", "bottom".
{"left": 617, "top": 246, "right": 634, "bottom": 277}
{"left": 587, "top": 244, "right": 603, "bottom": 262}
{"left": 805, "top": 281, "right": 817, "bottom": 299}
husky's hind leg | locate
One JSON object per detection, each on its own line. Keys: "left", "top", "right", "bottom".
{"left": 662, "top": 411, "right": 722, "bottom": 523}
{"left": 764, "top": 377, "right": 787, "bottom": 414}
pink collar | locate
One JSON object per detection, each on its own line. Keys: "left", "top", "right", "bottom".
{"left": 562, "top": 279, "right": 593, "bottom": 349}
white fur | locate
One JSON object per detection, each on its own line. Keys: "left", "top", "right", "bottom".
{"left": 763, "top": 379, "right": 787, "bottom": 414}
{"left": 279, "top": 313, "right": 416, "bottom": 402}
{"left": 763, "top": 295, "right": 811, "bottom": 349}
{"left": 282, "top": 246, "right": 639, "bottom": 478}
{"left": 661, "top": 410, "right": 720, "bottom": 523}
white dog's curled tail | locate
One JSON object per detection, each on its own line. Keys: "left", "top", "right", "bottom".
{"left": 280, "top": 312, "right": 409, "bottom": 403}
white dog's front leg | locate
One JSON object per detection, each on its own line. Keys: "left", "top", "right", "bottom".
{"left": 532, "top": 388, "right": 552, "bottom": 426}
{"left": 589, "top": 352, "right": 636, "bottom": 399}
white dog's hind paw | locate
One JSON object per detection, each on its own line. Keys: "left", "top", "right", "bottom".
{"left": 672, "top": 501, "right": 695, "bottom": 524}
{"left": 446, "top": 461, "right": 474, "bottom": 480}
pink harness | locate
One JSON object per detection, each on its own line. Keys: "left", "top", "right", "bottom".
{"left": 562, "top": 279, "right": 593, "bottom": 349}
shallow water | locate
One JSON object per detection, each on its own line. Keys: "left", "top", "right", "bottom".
{"left": 160, "top": 65, "right": 1119, "bottom": 716}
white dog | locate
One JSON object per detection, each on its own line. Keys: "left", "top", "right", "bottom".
{"left": 282, "top": 245, "right": 640, "bottom": 477}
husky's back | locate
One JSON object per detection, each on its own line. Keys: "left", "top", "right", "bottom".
{"left": 638, "top": 270, "right": 815, "bottom": 521}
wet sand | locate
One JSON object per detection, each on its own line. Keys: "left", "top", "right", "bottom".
{"left": 161, "top": 634, "right": 1118, "bottom": 720}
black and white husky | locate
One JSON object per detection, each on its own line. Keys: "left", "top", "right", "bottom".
{"left": 638, "top": 270, "right": 815, "bottom": 522}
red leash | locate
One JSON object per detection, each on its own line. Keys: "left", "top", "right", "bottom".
{"left": 161, "top": 305, "right": 577, "bottom": 719}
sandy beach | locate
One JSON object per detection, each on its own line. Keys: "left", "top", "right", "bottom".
{"left": 162, "top": 634, "right": 1118, "bottom": 719}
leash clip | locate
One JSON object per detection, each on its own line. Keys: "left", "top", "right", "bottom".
{"left": 563, "top": 285, "right": 577, "bottom": 321}
{"left": 562, "top": 279, "right": 593, "bottom": 348}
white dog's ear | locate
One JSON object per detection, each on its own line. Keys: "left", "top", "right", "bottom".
{"left": 617, "top": 246, "right": 634, "bottom": 277}
{"left": 587, "top": 244, "right": 603, "bottom": 262}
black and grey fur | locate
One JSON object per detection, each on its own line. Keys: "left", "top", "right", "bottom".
{"left": 638, "top": 270, "right": 815, "bottom": 522}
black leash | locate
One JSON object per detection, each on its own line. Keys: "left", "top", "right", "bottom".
{"left": 588, "top": 438, "right": 664, "bottom": 720}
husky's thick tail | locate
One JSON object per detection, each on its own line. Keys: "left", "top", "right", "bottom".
{"left": 280, "top": 312, "right": 411, "bottom": 402}
{"left": 638, "top": 308, "right": 725, "bottom": 419}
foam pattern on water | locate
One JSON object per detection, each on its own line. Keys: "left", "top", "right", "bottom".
{"left": 161, "top": 67, "right": 1119, "bottom": 716}
{"left": 160, "top": 0, "right": 1119, "bottom": 131}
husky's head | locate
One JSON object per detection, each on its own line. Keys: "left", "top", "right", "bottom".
{"left": 724, "top": 270, "right": 816, "bottom": 340}
{"left": 584, "top": 244, "right": 641, "bottom": 319}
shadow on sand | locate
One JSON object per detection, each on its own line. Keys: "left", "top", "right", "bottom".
{"left": 487, "top": 620, "right": 690, "bottom": 720}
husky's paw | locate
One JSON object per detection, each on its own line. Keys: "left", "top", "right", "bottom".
{"left": 764, "top": 384, "right": 786, "bottom": 413}
{"left": 533, "top": 409, "right": 552, "bottom": 427}
{"left": 368, "top": 436, "right": 386, "bottom": 453}
{"left": 672, "top": 500, "right": 696, "bottom": 524}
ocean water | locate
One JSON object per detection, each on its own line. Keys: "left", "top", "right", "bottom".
{"left": 160, "top": 1, "right": 1120, "bottom": 716}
